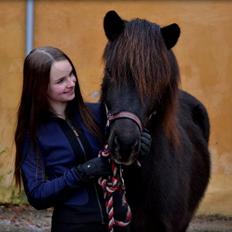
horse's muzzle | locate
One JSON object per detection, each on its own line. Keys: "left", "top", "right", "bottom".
{"left": 108, "top": 134, "right": 140, "bottom": 166}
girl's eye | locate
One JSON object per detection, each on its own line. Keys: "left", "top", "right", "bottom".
{"left": 57, "top": 78, "right": 64, "bottom": 84}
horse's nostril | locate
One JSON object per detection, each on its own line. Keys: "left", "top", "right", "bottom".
{"left": 133, "top": 140, "right": 140, "bottom": 153}
{"left": 114, "top": 136, "right": 119, "bottom": 147}
{"left": 112, "top": 134, "right": 140, "bottom": 152}
{"left": 113, "top": 136, "right": 120, "bottom": 152}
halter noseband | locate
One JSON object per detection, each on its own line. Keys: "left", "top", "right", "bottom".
{"left": 105, "top": 104, "right": 143, "bottom": 132}
{"left": 105, "top": 104, "right": 157, "bottom": 133}
{"left": 107, "top": 111, "right": 143, "bottom": 132}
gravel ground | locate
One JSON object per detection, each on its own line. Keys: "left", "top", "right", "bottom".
{"left": 0, "top": 204, "right": 231, "bottom": 232}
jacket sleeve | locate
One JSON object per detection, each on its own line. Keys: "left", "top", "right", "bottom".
{"left": 21, "top": 135, "right": 83, "bottom": 210}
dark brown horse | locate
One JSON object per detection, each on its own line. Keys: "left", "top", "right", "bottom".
{"left": 101, "top": 11, "right": 210, "bottom": 232}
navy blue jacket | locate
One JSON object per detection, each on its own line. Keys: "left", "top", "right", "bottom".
{"left": 21, "top": 103, "right": 107, "bottom": 223}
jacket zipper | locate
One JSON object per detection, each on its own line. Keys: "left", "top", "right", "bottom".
{"left": 66, "top": 120, "right": 105, "bottom": 224}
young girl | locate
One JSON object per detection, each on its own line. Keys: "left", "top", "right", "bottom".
{"left": 14, "top": 47, "right": 151, "bottom": 232}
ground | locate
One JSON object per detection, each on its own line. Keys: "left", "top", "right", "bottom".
{"left": 0, "top": 204, "right": 231, "bottom": 232}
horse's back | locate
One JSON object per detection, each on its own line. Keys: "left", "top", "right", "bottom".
{"left": 178, "top": 89, "right": 210, "bottom": 213}
{"left": 178, "top": 90, "right": 210, "bottom": 143}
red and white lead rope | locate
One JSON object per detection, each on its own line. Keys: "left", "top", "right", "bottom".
{"left": 98, "top": 145, "right": 132, "bottom": 232}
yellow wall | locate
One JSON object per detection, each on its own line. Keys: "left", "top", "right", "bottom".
{"left": 0, "top": 1, "right": 231, "bottom": 215}
{"left": 0, "top": 0, "right": 25, "bottom": 201}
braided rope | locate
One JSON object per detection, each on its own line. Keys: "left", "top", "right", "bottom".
{"left": 98, "top": 145, "right": 132, "bottom": 232}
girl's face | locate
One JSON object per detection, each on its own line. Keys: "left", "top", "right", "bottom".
{"left": 47, "top": 59, "right": 76, "bottom": 107}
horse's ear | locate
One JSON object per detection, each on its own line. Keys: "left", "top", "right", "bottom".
{"left": 161, "top": 23, "right": 180, "bottom": 49}
{"left": 104, "top": 10, "right": 125, "bottom": 41}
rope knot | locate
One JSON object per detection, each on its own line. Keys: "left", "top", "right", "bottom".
{"left": 98, "top": 145, "right": 132, "bottom": 232}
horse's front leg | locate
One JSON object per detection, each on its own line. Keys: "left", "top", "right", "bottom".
{"left": 131, "top": 213, "right": 181, "bottom": 232}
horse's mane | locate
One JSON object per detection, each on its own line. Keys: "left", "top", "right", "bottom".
{"left": 102, "top": 18, "right": 180, "bottom": 145}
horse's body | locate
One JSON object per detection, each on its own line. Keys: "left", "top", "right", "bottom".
{"left": 101, "top": 11, "right": 210, "bottom": 232}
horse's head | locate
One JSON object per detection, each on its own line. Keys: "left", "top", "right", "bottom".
{"left": 101, "top": 11, "right": 181, "bottom": 165}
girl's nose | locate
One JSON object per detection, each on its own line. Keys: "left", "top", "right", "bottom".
{"left": 67, "top": 76, "right": 75, "bottom": 87}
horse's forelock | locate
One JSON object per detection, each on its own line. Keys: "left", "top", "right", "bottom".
{"left": 103, "top": 19, "right": 174, "bottom": 101}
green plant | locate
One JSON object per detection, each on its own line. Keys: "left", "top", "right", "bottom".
{"left": 10, "top": 188, "right": 28, "bottom": 205}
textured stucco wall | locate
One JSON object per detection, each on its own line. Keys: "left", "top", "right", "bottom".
{"left": 0, "top": 0, "right": 25, "bottom": 202}
{"left": 0, "top": 1, "right": 231, "bottom": 215}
